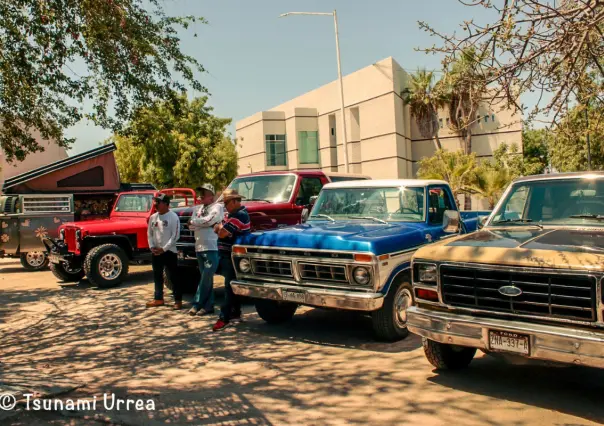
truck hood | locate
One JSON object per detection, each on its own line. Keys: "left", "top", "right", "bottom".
{"left": 236, "top": 220, "right": 428, "bottom": 255}
{"left": 61, "top": 217, "right": 146, "bottom": 234}
{"left": 415, "top": 227, "right": 604, "bottom": 271}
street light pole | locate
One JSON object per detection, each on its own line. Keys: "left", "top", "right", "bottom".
{"left": 279, "top": 10, "right": 350, "bottom": 173}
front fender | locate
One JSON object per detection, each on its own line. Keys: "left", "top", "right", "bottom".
{"left": 380, "top": 262, "right": 411, "bottom": 295}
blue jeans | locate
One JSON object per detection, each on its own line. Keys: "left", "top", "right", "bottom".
{"left": 192, "top": 251, "right": 219, "bottom": 312}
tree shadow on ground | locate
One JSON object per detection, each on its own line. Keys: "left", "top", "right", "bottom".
{"left": 1, "top": 268, "right": 604, "bottom": 425}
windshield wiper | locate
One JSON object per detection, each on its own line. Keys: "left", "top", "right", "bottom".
{"left": 310, "top": 214, "right": 335, "bottom": 222}
{"left": 493, "top": 218, "right": 543, "bottom": 229}
{"left": 348, "top": 216, "right": 387, "bottom": 224}
{"left": 569, "top": 214, "right": 604, "bottom": 220}
{"left": 245, "top": 198, "right": 271, "bottom": 203}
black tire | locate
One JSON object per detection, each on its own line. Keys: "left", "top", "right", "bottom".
{"left": 50, "top": 262, "right": 85, "bottom": 282}
{"left": 423, "top": 338, "right": 477, "bottom": 370}
{"left": 255, "top": 299, "right": 298, "bottom": 324}
{"left": 84, "top": 244, "right": 129, "bottom": 288}
{"left": 163, "top": 267, "right": 200, "bottom": 294}
{"left": 20, "top": 252, "right": 49, "bottom": 271}
{"left": 371, "top": 278, "right": 413, "bottom": 341}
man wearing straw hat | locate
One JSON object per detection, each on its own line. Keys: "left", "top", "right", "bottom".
{"left": 212, "top": 188, "right": 251, "bottom": 331}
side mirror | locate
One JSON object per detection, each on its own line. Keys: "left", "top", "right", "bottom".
{"left": 442, "top": 210, "right": 461, "bottom": 233}
{"left": 301, "top": 208, "right": 310, "bottom": 223}
{"left": 478, "top": 215, "right": 488, "bottom": 229}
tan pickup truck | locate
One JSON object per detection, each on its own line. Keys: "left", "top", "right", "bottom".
{"left": 408, "top": 172, "right": 604, "bottom": 370}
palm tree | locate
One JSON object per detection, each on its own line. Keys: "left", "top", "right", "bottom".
{"left": 468, "top": 166, "right": 510, "bottom": 209}
{"left": 402, "top": 70, "right": 449, "bottom": 150}
{"left": 417, "top": 149, "right": 476, "bottom": 208}
{"left": 444, "top": 48, "right": 488, "bottom": 156}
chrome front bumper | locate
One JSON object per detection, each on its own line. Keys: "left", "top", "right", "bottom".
{"left": 407, "top": 306, "right": 604, "bottom": 369}
{"left": 231, "top": 280, "right": 385, "bottom": 311}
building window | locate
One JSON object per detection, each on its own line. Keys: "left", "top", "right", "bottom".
{"left": 491, "top": 114, "right": 495, "bottom": 122}
{"left": 331, "top": 127, "right": 335, "bottom": 136}
{"left": 484, "top": 115, "right": 489, "bottom": 123}
{"left": 439, "top": 118, "right": 443, "bottom": 128}
{"left": 298, "top": 131, "right": 319, "bottom": 164}
{"left": 265, "top": 134, "right": 287, "bottom": 166}
{"left": 446, "top": 118, "right": 450, "bottom": 126}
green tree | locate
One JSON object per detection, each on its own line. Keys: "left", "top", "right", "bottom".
{"left": 443, "top": 48, "right": 488, "bottom": 156}
{"left": 469, "top": 163, "right": 510, "bottom": 209}
{"left": 417, "top": 149, "right": 477, "bottom": 207}
{"left": 1, "top": 0, "right": 205, "bottom": 162}
{"left": 491, "top": 143, "right": 543, "bottom": 181}
{"left": 522, "top": 128, "right": 550, "bottom": 175}
{"left": 402, "top": 69, "right": 449, "bottom": 150}
{"left": 110, "top": 95, "right": 238, "bottom": 190}
{"left": 548, "top": 103, "right": 604, "bottom": 172}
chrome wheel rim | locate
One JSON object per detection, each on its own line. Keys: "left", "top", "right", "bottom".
{"left": 26, "top": 251, "right": 46, "bottom": 267}
{"left": 394, "top": 286, "right": 413, "bottom": 329}
{"left": 98, "top": 254, "right": 122, "bottom": 280}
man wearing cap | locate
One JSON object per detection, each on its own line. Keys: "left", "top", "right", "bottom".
{"left": 188, "top": 184, "right": 224, "bottom": 316}
{"left": 146, "top": 193, "right": 182, "bottom": 309}
{"left": 212, "top": 188, "right": 251, "bottom": 331}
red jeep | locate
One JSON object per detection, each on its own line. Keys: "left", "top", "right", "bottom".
{"left": 168, "top": 171, "right": 369, "bottom": 290}
{"left": 45, "top": 188, "right": 198, "bottom": 287}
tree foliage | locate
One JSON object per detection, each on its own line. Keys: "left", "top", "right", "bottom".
{"left": 442, "top": 48, "right": 489, "bottom": 155}
{"left": 468, "top": 165, "right": 509, "bottom": 209}
{"left": 111, "top": 95, "right": 237, "bottom": 190}
{"left": 417, "top": 149, "right": 477, "bottom": 206}
{"left": 402, "top": 69, "right": 448, "bottom": 150}
{"left": 548, "top": 103, "right": 604, "bottom": 172}
{"left": 0, "top": 0, "right": 206, "bottom": 162}
{"left": 418, "top": 0, "right": 604, "bottom": 125}
{"left": 522, "top": 127, "right": 550, "bottom": 174}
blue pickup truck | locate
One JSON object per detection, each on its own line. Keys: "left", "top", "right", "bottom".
{"left": 230, "top": 179, "right": 489, "bottom": 341}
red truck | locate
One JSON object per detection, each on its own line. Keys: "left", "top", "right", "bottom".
{"left": 169, "top": 170, "right": 369, "bottom": 291}
{"left": 44, "top": 188, "right": 198, "bottom": 287}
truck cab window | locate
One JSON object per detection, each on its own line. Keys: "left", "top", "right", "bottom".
{"left": 428, "top": 187, "right": 454, "bottom": 224}
{"left": 297, "top": 178, "right": 323, "bottom": 205}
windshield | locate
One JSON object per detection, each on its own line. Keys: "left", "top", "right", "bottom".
{"left": 228, "top": 174, "right": 296, "bottom": 203}
{"left": 310, "top": 187, "right": 425, "bottom": 222}
{"left": 490, "top": 178, "right": 604, "bottom": 227}
{"left": 114, "top": 194, "right": 154, "bottom": 212}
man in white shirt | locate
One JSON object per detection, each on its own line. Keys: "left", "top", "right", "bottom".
{"left": 146, "top": 193, "right": 182, "bottom": 309}
{"left": 188, "top": 184, "right": 224, "bottom": 316}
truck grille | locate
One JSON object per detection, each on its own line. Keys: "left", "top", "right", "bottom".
{"left": 178, "top": 214, "right": 194, "bottom": 244}
{"left": 252, "top": 260, "right": 293, "bottom": 278}
{"left": 440, "top": 265, "right": 597, "bottom": 322}
{"left": 299, "top": 263, "right": 348, "bottom": 283}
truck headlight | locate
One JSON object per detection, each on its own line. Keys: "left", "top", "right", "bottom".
{"left": 352, "top": 266, "right": 371, "bottom": 285}
{"left": 418, "top": 264, "right": 437, "bottom": 283}
{"left": 239, "top": 258, "right": 251, "bottom": 273}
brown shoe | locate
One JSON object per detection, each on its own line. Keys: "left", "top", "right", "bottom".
{"left": 146, "top": 299, "right": 165, "bottom": 308}
{"left": 173, "top": 302, "right": 183, "bottom": 310}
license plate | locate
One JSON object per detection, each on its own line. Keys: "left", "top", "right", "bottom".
{"left": 282, "top": 290, "right": 306, "bottom": 303}
{"left": 48, "top": 254, "right": 61, "bottom": 264}
{"left": 489, "top": 330, "right": 530, "bottom": 355}
{"left": 178, "top": 251, "right": 184, "bottom": 260}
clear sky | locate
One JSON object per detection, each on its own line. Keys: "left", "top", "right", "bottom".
{"left": 66, "top": 0, "right": 502, "bottom": 155}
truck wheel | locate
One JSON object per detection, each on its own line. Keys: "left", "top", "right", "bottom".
{"left": 255, "top": 299, "right": 298, "bottom": 324}
{"left": 50, "top": 262, "right": 85, "bottom": 282}
{"left": 20, "top": 252, "right": 49, "bottom": 271}
{"left": 423, "top": 338, "right": 477, "bottom": 370}
{"left": 84, "top": 244, "right": 129, "bottom": 288}
{"left": 163, "top": 268, "right": 200, "bottom": 294}
{"left": 371, "top": 279, "right": 413, "bottom": 341}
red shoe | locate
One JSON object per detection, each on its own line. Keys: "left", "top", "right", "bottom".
{"left": 212, "top": 319, "right": 230, "bottom": 332}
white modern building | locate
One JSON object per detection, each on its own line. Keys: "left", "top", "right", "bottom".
{"left": 235, "top": 57, "right": 522, "bottom": 180}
